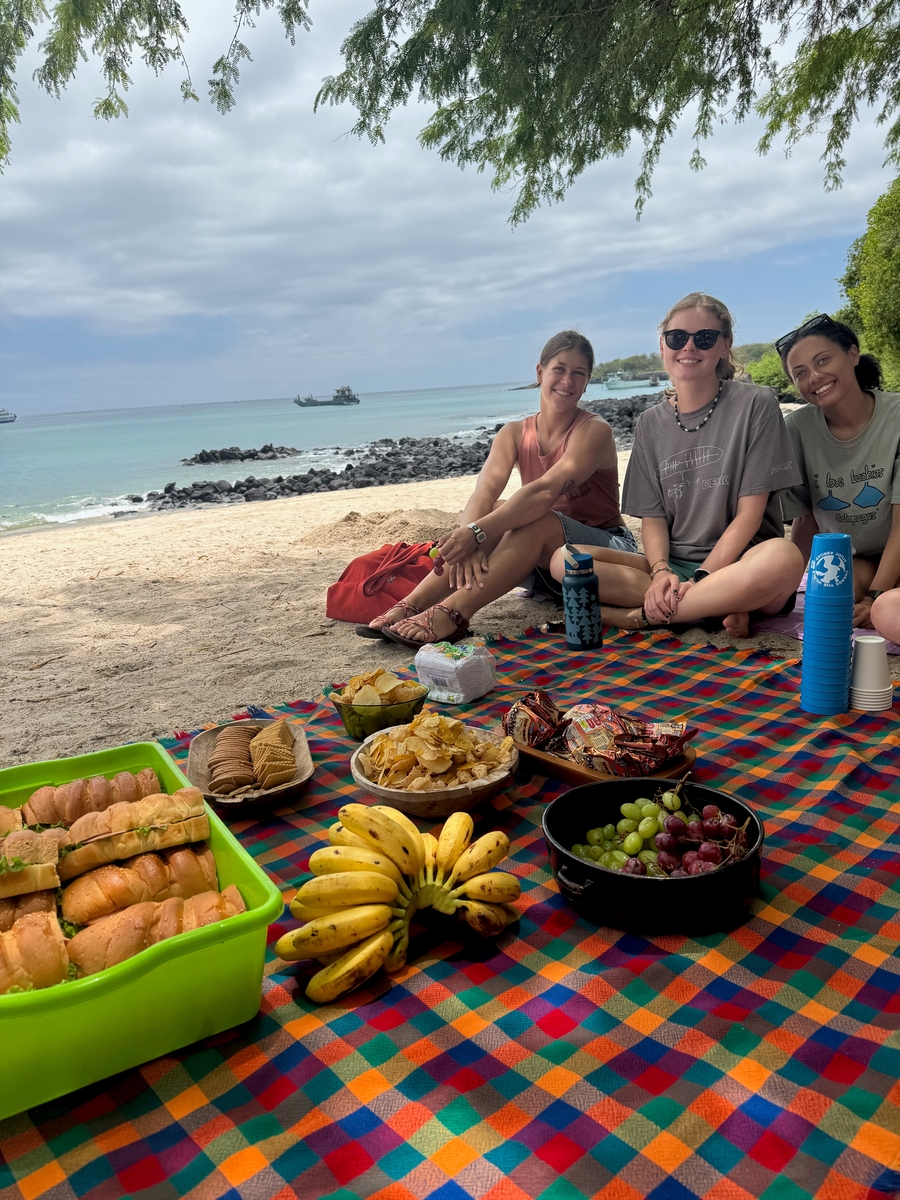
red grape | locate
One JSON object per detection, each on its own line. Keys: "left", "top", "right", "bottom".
{"left": 697, "top": 842, "right": 722, "bottom": 864}
{"left": 702, "top": 805, "right": 721, "bottom": 820}
{"left": 681, "top": 822, "right": 702, "bottom": 843}
{"left": 688, "top": 860, "right": 715, "bottom": 874}
{"left": 655, "top": 832, "right": 679, "bottom": 853}
{"left": 720, "top": 812, "right": 738, "bottom": 830}
{"left": 621, "top": 857, "right": 646, "bottom": 875}
{"left": 664, "top": 815, "right": 687, "bottom": 837}
{"left": 657, "top": 851, "right": 681, "bottom": 873}
{"left": 670, "top": 868, "right": 689, "bottom": 878}
{"left": 681, "top": 850, "right": 700, "bottom": 871}
{"left": 702, "top": 819, "right": 724, "bottom": 840}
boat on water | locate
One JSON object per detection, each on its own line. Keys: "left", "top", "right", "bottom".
{"left": 603, "top": 371, "right": 668, "bottom": 390}
{"left": 0, "top": 408, "right": 16, "bottom": 423}
{"left": 294, "top": 385, "right": 360, "bottom": 408}
{"left": 604, "top": 372, "right": 635, "bottom": 390}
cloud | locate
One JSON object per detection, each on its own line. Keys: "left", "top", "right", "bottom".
{"left": 0, "top": 0, "right": 893, "bottom": 411}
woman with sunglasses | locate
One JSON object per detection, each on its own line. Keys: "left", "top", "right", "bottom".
{"left": 777, "top": 314, "right": 900, "bottom": 630}
{"left": 552, "top": 292, "right": 805, "bottom": 636}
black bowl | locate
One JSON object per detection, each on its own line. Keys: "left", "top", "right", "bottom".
{"left": 542, "top": 778, "right": 763, "bottom": 934}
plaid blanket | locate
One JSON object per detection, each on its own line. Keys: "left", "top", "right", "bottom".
{"left": 1, "top": 630, "right": 899, "bottom": 1200}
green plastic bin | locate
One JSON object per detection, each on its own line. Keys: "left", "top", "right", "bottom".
{"left": 0, "top": 741, "right": 284, "bottom": 1119}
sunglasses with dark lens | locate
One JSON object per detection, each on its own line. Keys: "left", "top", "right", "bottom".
{"left": 774, "top": 313, "right": 839, "bottom": 358}
{"left": 663, "top": 328, "right": 723, "bottom": 351}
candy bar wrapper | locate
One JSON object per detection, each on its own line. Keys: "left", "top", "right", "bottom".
{"left": 502, "top": 690, "right": 567, "bottom": 749}
{"left": 562, "top": 704, "right": 695, "bottom": 776}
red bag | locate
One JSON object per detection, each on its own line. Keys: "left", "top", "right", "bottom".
{"left": 326, "top": 542, "right": 436, "bottom": 624}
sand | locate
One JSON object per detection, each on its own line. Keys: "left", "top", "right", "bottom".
{"left": 0, "top": 456, "right": 817, "bottom": 770}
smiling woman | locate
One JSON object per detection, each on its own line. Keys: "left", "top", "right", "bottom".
{"left": 777, "top": 315, "right": 900, "bottom": 630}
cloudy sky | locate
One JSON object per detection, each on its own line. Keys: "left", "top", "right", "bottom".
{"left": 0, "top": 0, "right": 893, "bottom": 414}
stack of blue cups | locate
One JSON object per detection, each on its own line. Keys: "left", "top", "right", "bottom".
{"left": 801, "top": 532, "right": 854, "bottom": 715}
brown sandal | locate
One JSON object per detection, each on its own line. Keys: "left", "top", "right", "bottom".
{"left": 382, "top": 603, "right": 470, "bottom": 649}
{"left": 355, "top": 600, "right": 421, "bottom": 640}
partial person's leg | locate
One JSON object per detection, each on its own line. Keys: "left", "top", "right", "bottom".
{"left": 870, "top": 590, "right": 900, "bottom": 643}
{"left": 387, "top": 512, "right": 566, "bottom": 643}
{"left": 665, "top": 539, "right": 804, "bottom": 638}
{"left": 548, "top": 542, "right": 652, "bottom": 628}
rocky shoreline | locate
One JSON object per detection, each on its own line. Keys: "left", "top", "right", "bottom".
{"left": 181, "top": 443, "right": 302, "bottom": 465}
{"left": 127, "top": 395, "right": 664, "bottom": 512}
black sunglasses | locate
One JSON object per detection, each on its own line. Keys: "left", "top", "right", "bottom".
{"left": 662, "top": 328, "right": 723, "bottom": 351}
{"left": 775, "top": 313, "right": 839, "bottom": 358}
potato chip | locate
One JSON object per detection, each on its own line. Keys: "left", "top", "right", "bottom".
{"left": 353, "top": 685, "right": 383, "bottom": 708}
{"left": 357, "top": 710, "right": 514, "bottom": 792}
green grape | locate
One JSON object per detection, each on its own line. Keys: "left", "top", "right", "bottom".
{"left": 638, "top": 849, "right": 659, "bottom": 865}
{"left": 641, "top": 803, "right": 661, "bottom": 819}
{"left": 600, "top": 852, "right": 616, "bottom": 868}
{"left": 601, "top": 824, "right": 617, "bottom": 841}
{"left": 586, "top": 828, "right": 603, "bottom": 846}
{"left": 619, "top": 803, "right": 643, "bottom": 821}
{"left": 637, "top": 817, "right": 657, "bottom": 839}
{"left": 588, "top": 845, "right": 603, "bottom": 860}
{"left": 617, "top": 818, "right": 638, "bottom": 834}
{"left": 686, "top": 813, "right": 701, "bottom": 825}
{"left": 571, "top": 844, "right": 585, "bottom": 855}
{"left": 646, "top": 863, "right": 667, "bottom": 877}
{"left": 660, "top": 790, "right": 682, "bottom": 811}
{"left": 610, "top": 850, "right": 629, "bottom": 866}
{"left": 657, "top": 812, "right": 668, "bottom": 833}
{"left": 602, "top": 840, "right": 615, "bottom": 852}
{"left": 623, "top": 832, "right": 643, "bottom": 856}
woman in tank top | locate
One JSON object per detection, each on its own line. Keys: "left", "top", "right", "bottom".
{"left": 551, "top": 293, "right": 805, "bottom": 638}
{"left": 361, "top": 331, "right": 637, "bottom": 648}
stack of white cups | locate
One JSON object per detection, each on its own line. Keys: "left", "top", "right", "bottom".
{"left": 850, "top": 636, "right": 894, "bottom": 712}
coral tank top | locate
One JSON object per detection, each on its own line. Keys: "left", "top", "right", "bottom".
{"left": 518, "top": 410, "right": 622, "bottom": 527}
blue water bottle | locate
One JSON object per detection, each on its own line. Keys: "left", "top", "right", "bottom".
{"left": 561, "top": 547, "right": 603, "bottom": 650}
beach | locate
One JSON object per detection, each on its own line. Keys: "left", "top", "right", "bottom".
{"left": 0, "top": 451, "right": 818, "bottom": 771}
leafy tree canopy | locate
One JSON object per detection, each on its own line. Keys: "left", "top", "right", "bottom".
{"left": 3, "top": 0, "right": 900, "bottom": 220}
{"left": 590, "top": 353, "right": 663, "bottom": 380}
{"left": 840, "top": 175, "right": 900, "bottom": 386}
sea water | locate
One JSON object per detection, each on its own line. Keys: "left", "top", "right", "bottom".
{"left": 0, "top": 380, "right": 655, "bottom": 532}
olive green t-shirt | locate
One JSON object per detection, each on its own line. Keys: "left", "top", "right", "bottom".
{"left": 622, "top": 381, "right": 802, "bottom": 560}
{"left": 781, "top": 390, "right": 900, "bottom": 558}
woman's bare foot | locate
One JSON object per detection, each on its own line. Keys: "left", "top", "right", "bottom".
{"left": 388, "top": 605, "right": 459, "bottom": 644}
{"left": 723, "top": 612, "right": 750, "bottom": 638}
{"left": 368, "top": 600, "right": 420, "bottom": 630}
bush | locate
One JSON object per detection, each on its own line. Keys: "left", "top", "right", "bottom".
{"left": 842, "top": 178, "right": 900, "bottom": 390}
{"left": 744, "top": 350, "right": 795, "bottom": 396}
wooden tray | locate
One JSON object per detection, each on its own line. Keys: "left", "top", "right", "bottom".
{"left": 514, "top": 741, "right": 696, "bottom": 788}
{"left": 350, "top": 725, "right": 518, "bottom": 819}
{"left": 185, "top": 719, "right": 314, "bottom": 814}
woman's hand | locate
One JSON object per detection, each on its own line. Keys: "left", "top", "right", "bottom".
{"left": 854, "top": 596, "right": 876, "bottom": 628}
{"left": 447, "top": 551, "right": 490, "bottom": 590}
{"left": 643, "top": 570, "right": 680, "bottom": 624}
{"left": 436, "top": 527, "right": 484, "bottom": 566}
{"left": 434, "top": 529, "right": 490, "bottom": 589}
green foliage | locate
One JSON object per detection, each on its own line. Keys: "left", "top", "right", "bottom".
{"left": 733, "top": 342, "right": 775, "bottom": 364}
{"left": 591, "top": 353, "right": 663, "bottom": 381}
{"left": 316, "top": 0, "right": 900, "bottom": 220}
{"left": 743, "top": 350, "right": 794, "bottom": 395}
{"left": 842, "top": 176, "right": 900, "bottom": 387}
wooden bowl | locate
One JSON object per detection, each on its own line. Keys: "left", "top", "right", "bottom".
{"left": 513, "top": 741, "right": 696, "bottom": 787}
{"left": 185, "top": 719, "right": 314, "bottom": 815}
{"left": 349, "top": 724, "right": 518, "bottom": 819}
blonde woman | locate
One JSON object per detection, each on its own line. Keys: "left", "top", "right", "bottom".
{"left": 552, "top": 293, "right": 805, "bottom": 637}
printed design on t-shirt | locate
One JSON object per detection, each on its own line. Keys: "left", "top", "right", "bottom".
{"left": 657, "top": 446, "right": 726, "bottom": 501}
{"left": 813, "top": 466, "right": 885, "bottom": 516}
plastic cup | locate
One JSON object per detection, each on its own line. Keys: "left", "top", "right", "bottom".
{"left": 850, "top": 636, "right": 892, "bottom": 692}
{"left": 806, "top": 534, "right": 854, "bottom": 602}
{"left": 801, "top": 696, "right": 849, "bottom": 716}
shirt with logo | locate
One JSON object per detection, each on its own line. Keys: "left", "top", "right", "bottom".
{"left": 622, "top": 381, "right": 803, "bottom": 561}
{"left": 781, "top": 390, "right": 900, "bottom": 558}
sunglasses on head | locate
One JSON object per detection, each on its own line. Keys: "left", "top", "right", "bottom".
{"left": 662, "top": 328, "right": 723, "bottom": 351}
{"left": 774, "top": 313, "right": 839, "bottom": 358}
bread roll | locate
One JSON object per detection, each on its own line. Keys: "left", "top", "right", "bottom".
{"left": 21, "top": 769, "right": 162, "bottom": 828}
{"left": 0, "top": 808, "right": 23, "bottom": 837}
{"left": 0, "top": 912, "right": 69, "bottom": 994}
{"left": 0, "top": 830, "right": 61, "bottom": 899}
{"left": 62, "top": 843, "right": 219, "bottom": 925}
{"left": 0, "top": 890, "right": 56, "bottom": 934}
{"left": 67, "top": 886, "right": 246, "bottom": 976}
{"left": 58, "top": 790, "right": 208, "bottom": 881}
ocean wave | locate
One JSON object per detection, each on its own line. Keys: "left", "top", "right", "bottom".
{"left": 0, "top": 496, "right": 152, "bottom": 533}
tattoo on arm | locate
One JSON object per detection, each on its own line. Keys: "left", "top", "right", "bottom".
{"left": 559, "top": 478, "right": 576, "bottom": 496}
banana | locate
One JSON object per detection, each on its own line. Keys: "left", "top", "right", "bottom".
{"left": 372, "top": 806, "right": 425, "bottom": 878}
{"left": 435, "top": 811, "right": 474, "bottom": 885}
{"left": 338, "top": 803, "right": 421, "bottom": 877}
{"left": 274, "top": 904, "right": 392, "bottom": 960}
{"left": 452, "top": 870, "right": 521, "bottom": 904}
{"left": 422, "top": 832, "right": 438, "bottom": 886}
{"left": 289, "top": 898, "right": 344, "bottom": 922}
{"left": 457, "top": 899, "right": 515, "bottom": 936}
{"left": 306, "top": 928, "right": 394, "bottom": 1003}
{"left": 328, "top": 822, "right": 375, "bottom": 852}
{"left": 296, "top": 871, "right": 399, "bottom": 909}
{"left": 384, "top": 930, "right": 409, "bottom": 974}
{"left": 309, "top": 845, "right": 405, "bottom": 887}
{"left": 447, "top": 830, "right": 510, "bottom": 886}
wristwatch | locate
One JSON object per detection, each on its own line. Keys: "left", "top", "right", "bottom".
{"left": 467, "top": 522, "right": 487, "bottom": 544}
{"left": 690, "top": 568, "right": 711, "bottom": 583}
{"left": 865, "top": 589, "right": 884, "bottom": 601}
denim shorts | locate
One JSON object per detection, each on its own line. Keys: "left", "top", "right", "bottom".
{"left": 525, "top": 513, "right": 639, "bottom": 597}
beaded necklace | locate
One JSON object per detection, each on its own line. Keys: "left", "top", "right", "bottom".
{"left": 670, "top": 381, "right": 723, "bottom": 433}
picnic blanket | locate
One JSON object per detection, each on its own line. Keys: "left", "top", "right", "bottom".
{"left": 1, "top": 630, "right": 899, "bottom": 1200}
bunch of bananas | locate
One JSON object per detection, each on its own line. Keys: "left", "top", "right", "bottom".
{"left": 275, "top": 804, "right": 520, "bottom": 1003}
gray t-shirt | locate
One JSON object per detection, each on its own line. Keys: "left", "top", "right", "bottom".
{"left": 781, "top": 390, "right": 900, "bottom": 558}
{"left": 622, "top": 381, "right": 803, "bottom": 560}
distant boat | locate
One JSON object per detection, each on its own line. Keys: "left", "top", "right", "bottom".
{"left": 0, "top": 408, "right": 16, "bottom": 423}
{"left": 603, "top": 371, "right": 668, "bottom": 390}
{"left": 604, "top": 372, "right": 634, "bottom": 390}
{"left": 294, "top": 386, "right": 360, "bottom": 408}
